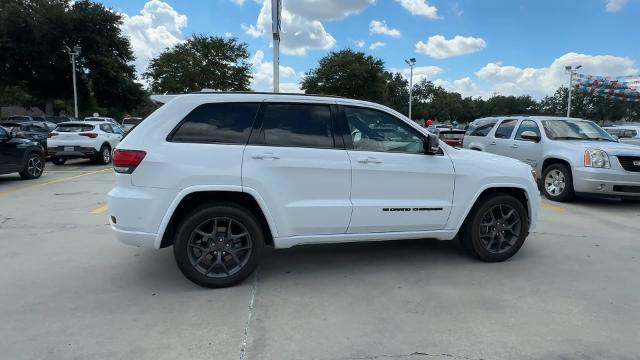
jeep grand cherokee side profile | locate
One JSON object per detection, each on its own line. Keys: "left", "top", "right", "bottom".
{"left": 108, "top": 93, "right": 539, "bottom": 288}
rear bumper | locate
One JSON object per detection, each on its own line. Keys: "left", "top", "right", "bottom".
{"left": 48, "top": 146, "right": 98, "bottom": 158}
{"left": 109, "top": 222, "right": 157, "bottom": 248}
{"left": 573, "top": 167, "right": 640, "bottom": 197}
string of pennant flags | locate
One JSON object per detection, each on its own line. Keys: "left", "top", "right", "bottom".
{"left": 572, "top": 73, "right": 640, "bottom": 102}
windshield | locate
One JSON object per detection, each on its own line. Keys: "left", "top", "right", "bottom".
{"left": 541, "top": 119, "right": 615, "bottom": 141}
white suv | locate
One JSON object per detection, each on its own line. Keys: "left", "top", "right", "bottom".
{"left": 48, "top": 121, "right": 123, "bottom": 165}
{"left": 108, "top": 93, "right": 539, "bottom": 288}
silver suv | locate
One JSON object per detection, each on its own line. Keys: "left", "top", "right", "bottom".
{"left": 603, "top": 125, "right": 640, "bottom": 146}
{"left": 464, "top": 116, "right": 640, "bottom": 202}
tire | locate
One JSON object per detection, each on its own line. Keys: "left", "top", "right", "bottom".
{"left": 173, "top": 203, "right": 264, "bottom": 288}
{"left": 97, "top": 144, "right": 111, "bottom": 165}
{"left": 460, "top": 194, "right": 529, "bottom": 262}
{"left": 51, "top": 157, "right": 66, "bottom": 165}
{"left": 19, "top": 152, "right": 45, "bottom": 180}
{"left": 542, "top": 163, "right": 574, "bottom": 202}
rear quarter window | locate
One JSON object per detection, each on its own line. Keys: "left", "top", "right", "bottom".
{"left": 465, "top": 119, "right": 499, "bottom": 137}
{"left": 169, "top": 102, "right": 260, "bottom": 144}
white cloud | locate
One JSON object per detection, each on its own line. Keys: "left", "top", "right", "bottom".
{"left": 473, "top": 52, "right": 638, "bottom": 98}
{"left": 369, "top": 20, "right": 401, "bottom": 37}
{"left": 392, "top": 65, "right": 443, "bottom": 82}
{"left": 120, "top": 0, "right": 187, "bottom": 75}
{"left": 230, "top": 0, "right": 245, "bottom": 5}
{"left": 224, "top": 32, "right": 233, "bottom": 38}
{"left": 244, "top": 0, "right": 374, "bottom": 55}
{"left": 250, "top": 50, "right": 301, "bottom": 92}
{"left": 451, "top": 2, "right": 463, "bottom": 16}
{"left": 606, "top": 0, "right": 627, "bottom": 12}
{"left": 354, "top": 40, "right": 365, "bottom": 48}
{"left": 369, "top": 41, "right": 386, "bottom": 50}
{"left": 415, "top": 35, "right": 486, "bottom": 59}
{"left": 395, "top": 0, "right": 439, "bottom": 19}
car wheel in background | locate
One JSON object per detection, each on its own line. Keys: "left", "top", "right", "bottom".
{"left": 173, "top": 203, "right": 264, "bottom": 288}
{"left": 460, "top": 194, "right": 529, "bottom": 262}
{"left": 97, "top": 144, "right": 111, "bottom": 165}
{"left": 51, "top": 157, "right": 66, "bottom": 165}
{"left": 542, "top": 163, "right": 574, "bottom": 202}
{"left": 19, "top": 152, "right": 45, "bottom": 180}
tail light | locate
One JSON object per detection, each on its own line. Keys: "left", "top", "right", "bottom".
{"left": 79, "top": 132, "right": 98, "bottom": 138}
{"left": 112, "top": 149, "right": 146, "bottom": 174}
{"left": 48, "top": 132, "right": 59, "bottom": 138}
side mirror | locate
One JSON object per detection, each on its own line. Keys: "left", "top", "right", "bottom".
{"left": 425, "top": 133, "right": 440, "bottom": 154}
{"left": 520, "top": 131, "right": 541, "bottom": 142}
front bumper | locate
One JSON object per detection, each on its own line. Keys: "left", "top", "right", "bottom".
{"left": 48, "top": 146, "right": 98, "bottom": 158}
{"left": 573, "top": 166, "right": 640, "bottom": 197}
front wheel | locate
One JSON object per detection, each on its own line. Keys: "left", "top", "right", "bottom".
{"left": 173, "top": 204, "right": 264, "bottom": 288}
{"left": 460, "top": 194, "right": 529, "bottom": 262}
{"left": 19, "top": 153, "right": 45, "bottom": 180}
{"left": 542, "top": 163, "right": 574, "bottom": 202}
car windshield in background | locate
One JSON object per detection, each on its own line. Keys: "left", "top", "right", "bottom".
{"left": 541, "top": 120, "right": 615, "bottom": 141}
{"left": 55, "top": 123, "right": 94, "bottom": 132}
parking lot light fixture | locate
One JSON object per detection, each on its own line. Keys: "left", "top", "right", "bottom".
{"left": 64, "top": 45, "right": 82, "bottom": 118}
{"left": 405, "top": 57, "right": 416, "bottom": 120}
{"left": 566, "top": 64, "right": 582, "bottom": 117}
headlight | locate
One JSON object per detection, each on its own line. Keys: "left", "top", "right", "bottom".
{"left": 584, "top": 148, "right": 610, "bottom": 168}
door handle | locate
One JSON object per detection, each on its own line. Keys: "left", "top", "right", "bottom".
{"left": 489, "top": 141, "right": 497, "bottom": 145}
{"left": 357, "top": 157, "right": 382, "bottom": 164}
{"left": 252, "top": 152, "right": 280, "bottom": 160}
{"left": 511, "top": 143, "right": 518, "bottom": 148}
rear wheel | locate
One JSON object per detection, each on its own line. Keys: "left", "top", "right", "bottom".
{"left": 19, "top": 153, "right": 44, "bottom": 180}
{"left": 173, "top": 203, "right": 264, "bottom": 288}
{"left": 97, "top": 144, "right": 111, "bottom": 165}
{"left": 460, "top": 194, "right": 529, "bottom": 262}
{"left": 542, "top": 163, "right": 574, "bottom": 202}
{"left": 51, "top": 157, "right": 66, "bottom": 165}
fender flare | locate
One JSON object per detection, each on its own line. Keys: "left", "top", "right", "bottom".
{"left": 152, "top": 185, "right": 279, "bottom": 249}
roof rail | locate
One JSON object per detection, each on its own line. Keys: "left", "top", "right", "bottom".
{"left": 189, "top": 90, "right": 346, "bottom": 99}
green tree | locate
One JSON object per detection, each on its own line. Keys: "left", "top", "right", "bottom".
{"left": 0, "top": 0, "right": 145, "bottom": 116}
{"left": 302, "top": 49, "right": 388, "bottom": 103}
{"left": 144, "top": 35, "right": 252, "bottom": 93}
{"left": 383, "top": 72, "right": 409, "bottom": 115}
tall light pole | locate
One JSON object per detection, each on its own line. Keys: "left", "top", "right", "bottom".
{"left": 64, "top": 45, "right": 81, "bottom": 118}
{"left": 405, "top": 57, "right": 416, "bottom": 120}
{"left": 271, "top": 0, "right": 281, "bottom": 93}
{"left": 565, "top": 64, "right": 582, "bottom": 117}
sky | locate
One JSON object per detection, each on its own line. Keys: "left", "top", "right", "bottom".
{"left": 96, "top": 0, "right": 640, "bottom": 98}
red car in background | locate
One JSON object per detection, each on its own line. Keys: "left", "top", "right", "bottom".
{"left": 439, "top": 129, "right": 466, "bottom": 147}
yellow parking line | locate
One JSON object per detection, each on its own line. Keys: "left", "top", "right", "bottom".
{"left": 91, "top": 204, "right": 109, "bottom": 214}
{"left": 542, "top": 202, "right": 566, "bottom": 213}
{"left": 0, "top": 168, "right": 111, "bottom": 197}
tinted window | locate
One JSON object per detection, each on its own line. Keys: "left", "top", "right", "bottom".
{"left": 494, "top": 119, "right": 518, "bottom": 139}
{"left": 261, "top": 104, "right": 333, "bottom": 148}
{"left": 0, "top": 127, "right": 8, "bottom": 138}
{"left": 515, "top": 120, "right": 541, "bottom": 140}
{"left": 345, "top": 106, "right": 425, "bottom": 154}
{"left": 29, "top": 123, "right": 48, "bottom": 132}
{"left": 171, "top": 103, "right": 259, "bottom": 144}
{"left": 466, "top": 119, "right": 498, "bottom": 137}
{"left": 542, "top": 120, "right": 615, "bottom": 141}
{"left": 56, "top": 124, "right": 94, "bottom": 132}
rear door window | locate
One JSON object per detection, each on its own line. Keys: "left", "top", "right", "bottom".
{"left": 515, "top": 120, "right": 541, "bottom": 140}
{"left": 100, "top": 124, "right": 114, "bottom": 133}
{"left": 170, "top": 102, "right": 260, "bottom": 144}
{"left": 260, "top": 103, "right": 333, "bottom": 148}
{"left": 494, "top": 119, "right": 518, "bottom": 139}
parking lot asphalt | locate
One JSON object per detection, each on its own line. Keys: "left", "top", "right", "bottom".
{"left": 1, "top": 161, "right": 639, "bottom": 360}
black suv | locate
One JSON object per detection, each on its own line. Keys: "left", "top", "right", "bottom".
{"left": 0, "top": 126, "right": 45, "bottom": 180}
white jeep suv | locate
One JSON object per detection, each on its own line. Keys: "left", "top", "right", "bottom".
{"left": 108, "top": 93, "right": 539, "bottom": 288}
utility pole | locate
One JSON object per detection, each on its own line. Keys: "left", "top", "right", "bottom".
{"left": 65, "top": 45, "right": 81, "bottom": 118}
{"left": 405, "top": 57, "right": 416, "bottom": 120}
{"left": 271, "top": 0, "right": 281, "bottom": 93}
{"left": 565, "top": 64, "right": 582, "bottom": 117}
